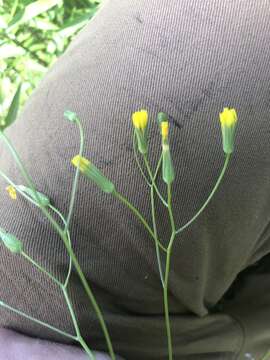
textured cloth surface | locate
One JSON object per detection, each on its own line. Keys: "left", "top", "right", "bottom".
{"left": 0, "top": 328, "right": 113, "bottom": 360}
{"left": 0, "top": 0, "right": 270, "bottom": 359}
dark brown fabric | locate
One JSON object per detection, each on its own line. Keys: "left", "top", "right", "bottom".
{"left": 0, "top": 0, "right": 270, "bottom": 359}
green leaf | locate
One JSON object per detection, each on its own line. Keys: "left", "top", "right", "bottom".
{"left": 58, "top": 11, "right": 95, "bottom": 38}
{"left": 7, "top": 0, "right": 63, "bottom": 30}
{"left": 0, "top": 228, "right": 23, "bottom": 254}
{"left": 0, "top": 84, "right": 21, "bottom": 131}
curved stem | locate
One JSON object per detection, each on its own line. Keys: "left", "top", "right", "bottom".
{"left": 143, "top": 155, "right": 168, "bottom": 207}
{"left": 63, "top": 117, "right": 84, "bottom": 289}
{"left": 62, "top": 286, "right": 96, "bottom": 360}
{"left": 0, "top": 299, "right": 76, "bottom": 341}
{"left": 0, "top": 132, "right": 116, "bottom": 360}
{"left": 113, "top": 190, "right": 167, "bottom": 252}
{"left": 65, "top": 118, "right": 84, "bottom": 232}
{"left": 50, "top": 205, "right": 72, "bottom": 288}
{"left": 175, "top": 154, "right": 231, "bottom": 235}
{"left": 21, "top": 251, "right": 63, "bottom": 287}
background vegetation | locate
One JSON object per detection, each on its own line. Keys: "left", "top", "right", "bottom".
{"left": 0, "top": 0, "right": 101, "bottom": 121}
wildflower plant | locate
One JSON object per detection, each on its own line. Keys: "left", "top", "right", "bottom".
{"left": 0, "top": 84, "right": 238, "bottom": 360}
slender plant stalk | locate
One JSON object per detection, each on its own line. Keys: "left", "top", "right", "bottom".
{"left": 0, "top": 131, "right": 116, "bottom": 360}
{"left": 63, "top": 117, "right": 84, "bottom": 289}
{"left": 163, "top": 183, "right": 176, "bottom": 360}
{"left": 175, "top": 154, "right": 231, "bottom": 235}
{"left": 21, "top": 251, "right": 62, "bottom": 287}
{"left": 143, "top": 153, "right": 166, "bottom": 286}
{"left": 0, "top": 300, "right": 76, "bottom": 341}
{"left": 133, "top": 130, "right": 151, "bottom": 187}
{"left": 113, "top": 190, "right": 167, "bottom": 252}
{"left": 150, "top": 186, "right": 165, "bottom": 287}
{"left": 62, "top": 286, "right": 96, "bottom": 360}
{"left": 20, "top": 251, "right": 96, "bottom": 359}
{"left": 143, "top": 152, "right": 168, "bottom": 207}
{"left": 162, "top": 155, "right": 231, "bottom": 359}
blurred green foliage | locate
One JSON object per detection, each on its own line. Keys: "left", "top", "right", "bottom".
{"left": 0, "top": 0, "right": 101, "bottom": 122}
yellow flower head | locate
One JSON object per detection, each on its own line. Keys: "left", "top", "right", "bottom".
{"left": 219, "top": 107, "right": 237, "bottom": 127}
{"left": 161, "top": 121, "right": 169, "bottom": 140}
{"left": 6, "top": 185, "right": 17, "bottom": 200}
{"left": 132, "top": 109, "right": 148, "bottom": 131}
{"left": 71, "top": 155, "right": 91, "bottom": 173}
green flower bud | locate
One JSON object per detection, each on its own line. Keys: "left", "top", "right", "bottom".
{"left": 162, "top": 145, "right": 175, "bottom": 185}
{"left": 64, "top": 110, "right": 79, "bottom": 123}
{"left": 157, "top": 112, "right": 168, "bottom": 126}
{"left": 17, "top": 185, "right": 50, "bottom": 206}
{"left": 0, "top": 228, "right": 23, "bottom": 254}
{"left": 71, "top": 155, "right": 115, "bottom": 194}
{"left": 219, "top": 107, "right": 238, "bottom": 154}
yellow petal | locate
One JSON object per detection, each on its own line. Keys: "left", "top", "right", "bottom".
{"left": 6, "top": 185, "right": 17, "bottom": 200}
{"left": 161, "top": 121, "right": 169, "bottom": 140}
{"left": 132, "top": 109, "right": 148, "bottom": 130}
{"left": 71, "top": 155, "right": 91, "bottom": 173}
{"left": 219, "top": 108, "right": 237, "bottom": 127}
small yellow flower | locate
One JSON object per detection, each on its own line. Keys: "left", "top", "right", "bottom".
{"left": 132, "top": 109, "right": 148, "bottom": 131}
{"left": 71, "top": 155, "right": 91, "bottom": 173}
{"left": 71, "top": 154, "right": 115, "bottom": 193}
{"left": 6, "top": 185, "right": 17, "bottom": 200}
{"left": 161, "top": 121, "right": 169, "bottom": 141}
{"left": 219, "top": 107, "right": 237, "bottom": 127}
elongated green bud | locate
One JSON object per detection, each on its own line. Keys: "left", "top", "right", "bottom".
{"left": 219, "top": 107, "right": 238, "bottom": 154}
{"left": 0, "top": 228, "right": 23, "bottom": 254}
{"left": 17, "top": 185, "right": 50, "bottom": 206}
{"left": 160, "top": 121, "right": 175, "bottom": 184}
{"left": 71, "top": 155, "right": 115, "bottom": 194}
{"left": 162, "top": 144, "right": 175, "bottom": 184}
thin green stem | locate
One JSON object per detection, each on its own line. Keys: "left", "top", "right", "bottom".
{"left": 153, "top": 154, "right": 162, "bottom": 181}
{"left": 62, "top": 286, "right": 96, "bottom": 360}
{"left": 63, "top": 117, "right": 84, "bottom": 289}
{"left": 113, "top": 190, "right": 167, "bottom": 252}
{"left": 61, "top": 236, "right": 115, "bottom": 360}
{"left": 21, "top": 251, "right": 63, "bottom": 287}
{"left": 163, "top": 183, "right": 176, "bottom": 360}
{"left": 175, "top": 154, "right": 231, "bottom": 235}
{"left": 163, "top": 241, "right": 173, "bottom": 360}
{"left": 133, "top": 131, "right": 151, "bottom": 187}
{"left": 50, "top": 205, "right": 72, "bottom": 288}
{"left": 0, "top": 167, "right": 73, "bottom": 289}
{"left": 0, "top": 299, "right": 76, "bottom": 341}
{"left": 150, "top": 186, "right": 165, "bottom": 288}
{"left": 0, "top": 131, "right": 116, "bottom": 360}
{"left": 143, "top": 155, "right": 168, "bottom": 207}
{"left": 167, "top": 184, "right": 176, "bottom": 238}
{"left": 65, "top": 118, "right": 84, "bottom": 232}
